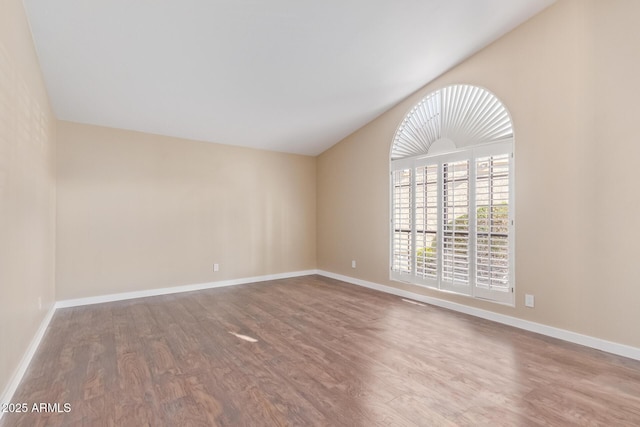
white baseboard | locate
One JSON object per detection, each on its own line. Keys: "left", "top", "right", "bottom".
{"left": 317, "top": 270, "right": 640, "bottom": 362}
{"left": 0, "top": 304, "right": 56, "bottom": 417}
{"left": 55, "top": 270, "right": 318, "bottom": 309}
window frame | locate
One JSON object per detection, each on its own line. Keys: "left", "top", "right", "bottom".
{"left": 390, "top": 140, "right": 515, "bottom": 306}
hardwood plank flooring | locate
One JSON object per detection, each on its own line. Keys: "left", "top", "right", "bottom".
{"left": 2, "top": 275, "right": 640, "bottom": 426}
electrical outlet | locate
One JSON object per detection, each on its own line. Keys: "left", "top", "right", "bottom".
{"left": 351, "top": 260, "right": 356, "bottom": 268}
{"left": 213, "top": 263, "right": 219, "bottom": 272}
{"left": 525, "top": 294, "right": 535, "bottom": 308}
{"left": 38, "top": 297, "right": 42, "bottom": 310}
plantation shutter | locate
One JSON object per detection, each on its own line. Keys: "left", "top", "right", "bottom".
{"left": 474, "top": 153, "right": 512, "bottom": 302}
{"left": 391, "top": 169, "right": 412, "bottom": 275}
{"left": 391, "top": 85, "right": 512, "bottom": 160}
{"left": 390, "top": 85, "right": 514, "bottom": 305}
{"left": 415, "top": 165, "right": 438, "bottom": 280}
{"left": 441, "top": 160, "right": 471, "bottom": 290}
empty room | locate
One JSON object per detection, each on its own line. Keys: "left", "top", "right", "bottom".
{"left": 2, "top": 0, "right": 640, "bottom": 425}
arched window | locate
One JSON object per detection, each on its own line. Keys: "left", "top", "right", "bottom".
{"left": 390, "top": 84, "right": 515, "bottom": 305}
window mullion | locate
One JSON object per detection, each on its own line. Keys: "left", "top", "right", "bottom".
{"left": 436, "top": 160, "right": 444, "bottom": 289}
{"left": 469, "top": 154, "right": 477, "bottom": 296}
{"left": 411, "top": 167, "right": 418, "bottom": 279}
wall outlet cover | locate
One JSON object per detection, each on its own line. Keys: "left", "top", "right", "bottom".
{"left": 525, "top": 294, "right": 535, "bottom": 308}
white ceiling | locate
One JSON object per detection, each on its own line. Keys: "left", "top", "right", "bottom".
{"left": 23, "top": 0, "right": 554, "bottom": 155}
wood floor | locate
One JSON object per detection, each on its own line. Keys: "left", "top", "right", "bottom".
{"left": 2, "top": 275, "right": 640, "bottom": 426}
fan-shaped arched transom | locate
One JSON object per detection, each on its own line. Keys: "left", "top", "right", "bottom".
{"left": 391, "top": 85, "right": 513, "bottom": 160}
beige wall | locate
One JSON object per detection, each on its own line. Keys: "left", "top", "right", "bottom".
{"left": 56, "top": 122, "right": 316, "bottom": 300}
{"left": 317, "top": 0, "right": 640, "bottom": 348}
{"left": 0, "top": 0, "right": 56, "bottom": 399}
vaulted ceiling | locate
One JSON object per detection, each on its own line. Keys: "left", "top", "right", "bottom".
{"left": 24, "top": 0, "right": 554, "bottom": 155}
